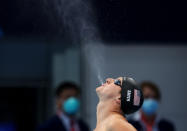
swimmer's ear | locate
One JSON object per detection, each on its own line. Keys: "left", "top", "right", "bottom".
{"left": 115, "top": 96, "right": 121, "bottom": 105}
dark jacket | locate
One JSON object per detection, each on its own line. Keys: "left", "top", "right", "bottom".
{"left": 128, "top": 118, "right": 175, "bottom": 131}
{"left": 37, "top": 115, "right": 89, "bottom": 131}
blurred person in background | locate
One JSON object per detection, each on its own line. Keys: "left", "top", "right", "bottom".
{"left": 128, "top": 81, "right": 175, "bottom": 131}
{"left": 38, "top": 82, "right": 89, "bottom": 131}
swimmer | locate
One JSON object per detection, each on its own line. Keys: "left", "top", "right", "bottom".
{"left": 94, "top": 77, "right": 144, "bottom": 131}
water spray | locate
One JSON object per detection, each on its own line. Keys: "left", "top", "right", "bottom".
{"left": 44, "top": 0, "right": 106, "bottom": 84}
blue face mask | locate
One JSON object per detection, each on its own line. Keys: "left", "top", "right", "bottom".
{"left": 142, "top": 99, "right": 159, "bottom": 116}
{"left": 63, "top": 97, "right": 80, "bottom": 115}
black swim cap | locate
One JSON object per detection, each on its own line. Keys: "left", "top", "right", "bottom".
{"left": 114, "top": 77, "right": 144, "bottom": 115}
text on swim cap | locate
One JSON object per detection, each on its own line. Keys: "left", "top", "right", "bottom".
{"left": 127, "top": 90, "right": 131, "bottom": 102}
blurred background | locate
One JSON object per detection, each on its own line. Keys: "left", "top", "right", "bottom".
{"left": 0, "top": 0, "right": 187, "bottom": 131}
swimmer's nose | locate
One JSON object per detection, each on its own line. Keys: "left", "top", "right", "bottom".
{"left": 105, "top": 78, "right": 114, "bottom": 84}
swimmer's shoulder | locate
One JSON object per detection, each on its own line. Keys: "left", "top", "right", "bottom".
{"left": 106, "top": 114, "right": 137, "bottom": 131}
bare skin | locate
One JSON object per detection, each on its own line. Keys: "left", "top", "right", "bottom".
{"left": 94, "top": 77, "right": 137, "bottom": 131}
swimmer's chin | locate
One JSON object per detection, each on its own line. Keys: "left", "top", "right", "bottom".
{"left": 96, "top": 85, "right": 103, "bottom": 93}
{"left": 96, "top": 86, "right": 101, "bottom": 92}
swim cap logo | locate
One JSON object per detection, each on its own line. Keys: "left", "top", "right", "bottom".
{"left": 127, "top": 90, "right": 131, "bottom": 102}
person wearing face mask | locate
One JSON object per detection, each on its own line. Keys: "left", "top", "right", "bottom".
{"left": 128, "top": 81, "right": 175, "bottom": 131}
{"left": 38, "top": 82, "right": 89, "bottom": 131}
